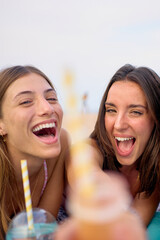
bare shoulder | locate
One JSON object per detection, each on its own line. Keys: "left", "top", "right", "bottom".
{"left": 59, "top": 128, "right": 71, "bottom": 163}
{"left": 60, "top": 128, "right": 71, "bottom": 146}
{"left": 87, "top": 138, "right": 104, "bottom": 168}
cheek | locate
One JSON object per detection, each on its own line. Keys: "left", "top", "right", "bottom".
{"left": 4, "top": 110, "right": 28, "bottom": 133}
{"left": 144, "top": 120, "right": 154, "bottom": 139}
{"left": 104, "top": 115, "right": 113, "bottom": 133}
{"left": 136, "top": 119, "right": 154, "bottom": 141}
{"left": 57, "top": 105, "right": 63, "bottom": 119}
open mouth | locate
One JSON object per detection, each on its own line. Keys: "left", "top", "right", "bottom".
{"left": 32, "top": 122, "right": 56, "bottom": 138}
{"left": 115, "top": 137, "right": 135, "bottom": 153}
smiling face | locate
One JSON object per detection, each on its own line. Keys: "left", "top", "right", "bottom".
{"left": 104, "top": 80, "right": 154, "bottom": 167}
{"left": 0, "top": 73, "right": 63, "bottom": 162}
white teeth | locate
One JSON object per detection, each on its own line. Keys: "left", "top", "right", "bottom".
{"left": 33, "top": 122, "right": 55, "bottom": 132}
{"left": 115, "top": 137, "right": 133, "bottom": 141}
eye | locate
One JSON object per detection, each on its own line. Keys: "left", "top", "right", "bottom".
{"left": 105, "top": 108, "right": 117, "bottom": 113}
{"left": 46, "top": 97, "right": 58, "bottom": 102}
{"left": 130, "top": 110, "right": 143, "bottom": 116}
{"left": 19, "top": 100, "right": 32, "bottom": 105}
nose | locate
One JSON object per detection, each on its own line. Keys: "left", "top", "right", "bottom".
{"left": 36, "top": 98, "right": 54, "bottom": 116}
{"left": 114, "top": 113, "right": 129, "bottom": 131}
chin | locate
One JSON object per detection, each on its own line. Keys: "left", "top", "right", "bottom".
{"left": 39, "top": 146, "right": 62, "bottom": 159}
{"left": 49, "top": 147, "right": 61, "bottom": 158}
{"left": 117, "top": 157, "right": 134, "bottom": 166}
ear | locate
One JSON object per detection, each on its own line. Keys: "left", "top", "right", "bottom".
{"left": 0, "top": 119, "right": 7, "bottom": 136}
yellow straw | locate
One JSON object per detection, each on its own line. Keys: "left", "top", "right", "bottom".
{"left": 21, "top": 160, "right": 34, "bottom": 230}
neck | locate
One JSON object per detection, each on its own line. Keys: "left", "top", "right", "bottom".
{"left": 120, "top": 163, "right": 137, "bottom": 175}
{"left": 10, "top": 155, "right": 44, "bottom": 183}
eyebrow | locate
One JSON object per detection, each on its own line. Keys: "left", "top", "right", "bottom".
{"left": 14, "top": 88, "right": 55, "bottom": 100}
{"left": 105, "top": 102, "right": 147, "bottom": 109}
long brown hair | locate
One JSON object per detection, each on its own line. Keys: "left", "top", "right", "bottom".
{"left": 90, "top": 64, "right": 160, "bottom": 197}
{"left": 0, "top": 65, "right": 54, "bottom": 238}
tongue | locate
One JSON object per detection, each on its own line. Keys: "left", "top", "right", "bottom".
{"left": 35, "top": 129, "right": 55, "bottom": 140}
{"left": 118, "top": 139, "right": 133, "bottom": 152}
{"left": 36, "top": 128, "right": 54, "bottom": 137}
{"left": 39, "top": 135, "right": 55, "bottom": 140}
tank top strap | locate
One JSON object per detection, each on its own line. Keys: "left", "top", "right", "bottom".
{"left": 40, "top": 160, "right": 48, "bottom": 197}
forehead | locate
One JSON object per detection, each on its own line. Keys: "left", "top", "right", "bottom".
{"left": 5, "top": 73, "right": 53, "bottom": 95}
{"left": 107, "top": 80, "right": 146, "bottom": 103}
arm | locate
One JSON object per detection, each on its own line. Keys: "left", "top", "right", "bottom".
{"left": 62, "top": 139, "right": 147, "bottom": 239}
{"left": 132, "top": 186, "right": 159, "bottom": 226}
{"left": 78, "top": 139, "right": 159, "bottom": 227}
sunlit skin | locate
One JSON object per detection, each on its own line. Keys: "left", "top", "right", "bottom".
{"left": 0, "top": 73, "right": 63, "bottom": 178}
{"left": 104, "top": 80, "right": 154, "bottom": 169}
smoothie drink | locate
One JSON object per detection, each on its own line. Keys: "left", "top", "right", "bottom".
{"left": 6, "top": 208, "right": 57, "bottom": 240}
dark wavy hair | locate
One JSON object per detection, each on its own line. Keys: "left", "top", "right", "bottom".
{"left": 90, "top": 64, "right": 160, "bottom": 197}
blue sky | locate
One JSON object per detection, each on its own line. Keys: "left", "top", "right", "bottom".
{"left": 0, "top": 0, "right": 160, "bottom": 112}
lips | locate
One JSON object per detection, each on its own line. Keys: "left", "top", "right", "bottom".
{"left": 32, "top": 122, "right": 56, "bottom": 137}
{"left": 115, "top": 136, "right": 135, "bottom": 156}
{"left": 32, "top": 122, "right": 57, "bottom": 144}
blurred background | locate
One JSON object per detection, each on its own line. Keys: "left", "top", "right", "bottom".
{"left": 0, "top": 0, "right": 160, "bottom": 136}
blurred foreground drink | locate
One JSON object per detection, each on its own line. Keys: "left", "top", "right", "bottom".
{"left": 68, "top": 142, "right": 147, "bottom": 240}
{"left": 6, "top": 208, "right": 57, "bottom": 240}
{"left": 68, "top": 173, "right": 130, "bottom": 239}
{"left": 68, "top": 172, "right": 147, "bottom": 240}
